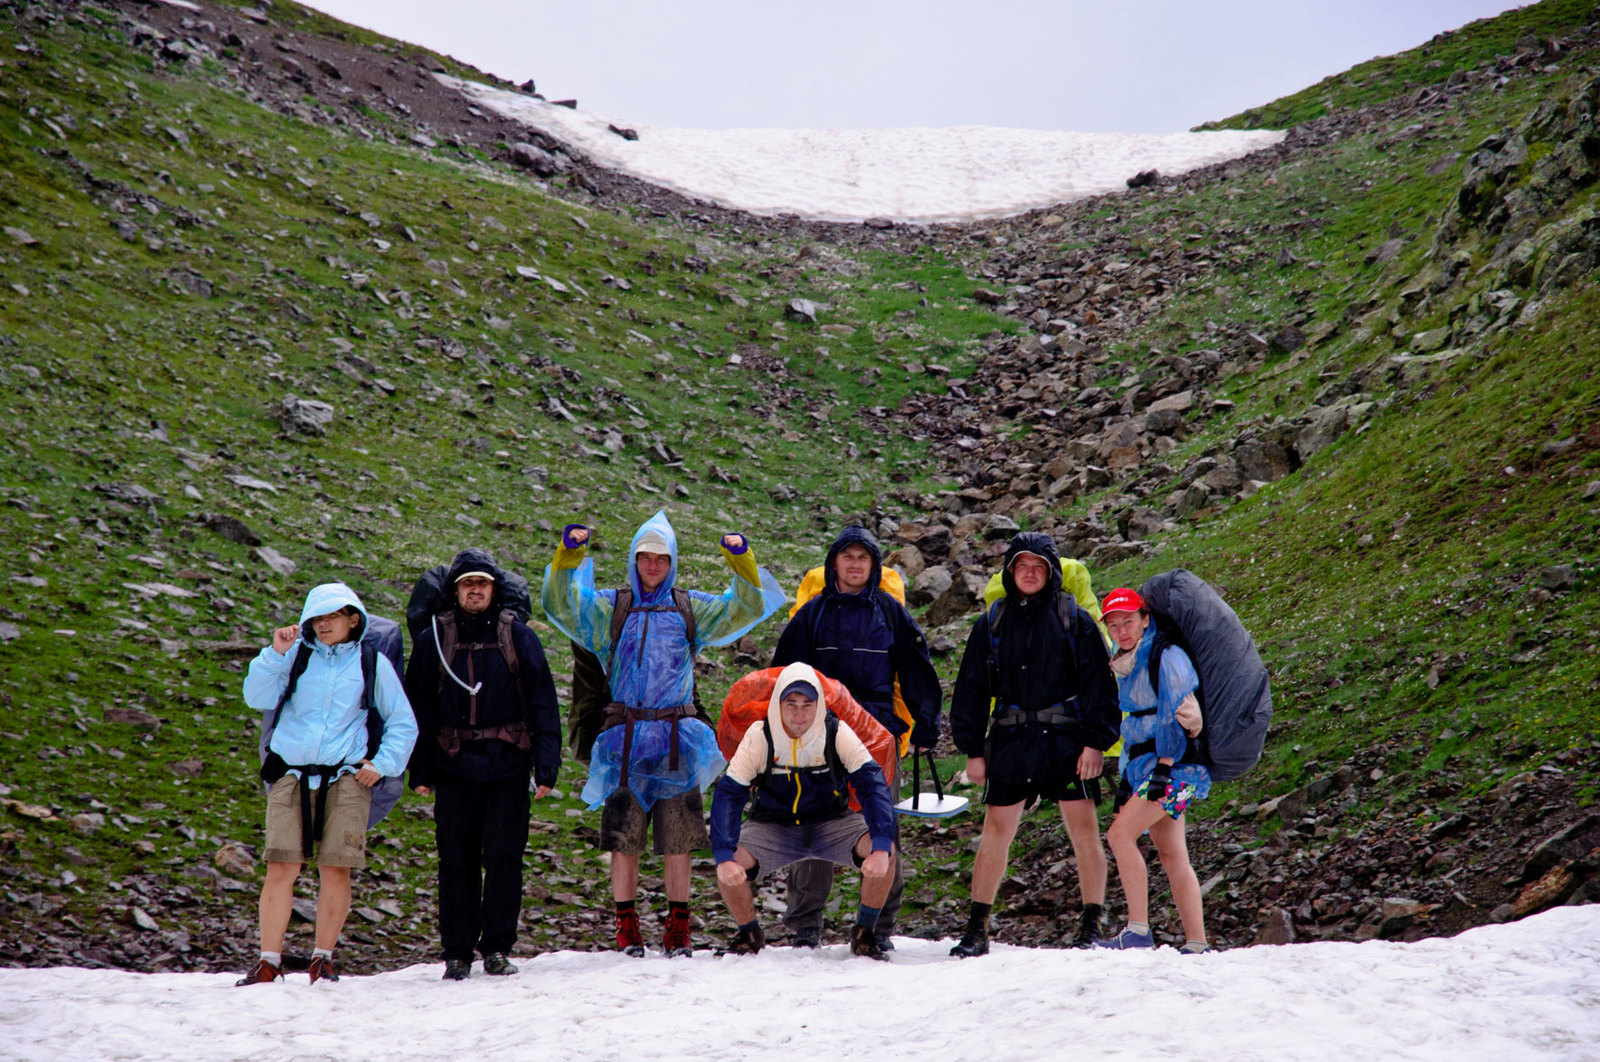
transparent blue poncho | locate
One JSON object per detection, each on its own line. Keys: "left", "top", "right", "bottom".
{"left": 543, "top": 510, "right": 787, "bottom": 810}
{"left": 1117, "top": 624, "right": 1212, "bottom": 799}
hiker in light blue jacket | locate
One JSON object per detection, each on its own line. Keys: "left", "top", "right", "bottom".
{"left": 237, "top": 582, "right": 418, "bottom": 985}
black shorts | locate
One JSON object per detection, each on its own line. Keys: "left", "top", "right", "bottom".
{"left": 982, "top": 726, "right": 1102, "bottom": 807}
{"left": 984, "top": 774, "right": 1101, "bottom": 807}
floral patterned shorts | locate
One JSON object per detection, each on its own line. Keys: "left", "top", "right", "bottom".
{"left": 1136, "top": 777, "right": 1198, "bottom": 820}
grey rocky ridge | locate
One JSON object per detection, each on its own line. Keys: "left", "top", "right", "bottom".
{"left": 0, "top": 0, "right": 1595, "bottom": 973}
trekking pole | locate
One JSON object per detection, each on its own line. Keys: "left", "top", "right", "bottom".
{"left": 923, "top": 748, "right": 946, "bottom": 803}
{"left": 911, "top": 746, "right": 922, "bottom": 811}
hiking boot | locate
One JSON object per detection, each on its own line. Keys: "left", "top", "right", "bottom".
{"left": 662, "top": 906, "right": 693, "bottom": 957}
{"left": 725, "top": 923, "right": 765, "bottom": 956}
{"left": 790, "top": 926, "right": 821, "bottom": 949}
{"left": 307, "top": 955, "right": 339, "bottom": 984}
{"left": 482, "top": 952, "right": 518, "bottom": 976}
{"left": 615, "top": 908, "right": 646, "bottom": 957}
{"left": 874, "top": 929, "right": 896, "bottom": 953}
{"left": 234, "top": 958, "right": 282, "bottom": 987}
{"left": 1096, "top": 927, "right": 1155, "bottom": 950}
{"left": 849, "top": 924, "right": 888, "bottom": 962}
{"left": 949, "top": 922, "right": 989, "bottom": 958}
{"left": 441, "top": 958, "right": 471, "bottom": 981}
{"left": 1070, "top": 904, "right": 1106, "bottom": 949}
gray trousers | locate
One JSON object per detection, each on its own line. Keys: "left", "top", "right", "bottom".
{"left": 783, "top": 756, "right": 903, "bottom": 934}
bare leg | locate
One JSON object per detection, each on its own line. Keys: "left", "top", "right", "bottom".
{"left": 314, "top": 864, "right": 352, "bottom": 951}
{"left": 852, "top": 835, "right": 896, "bottom": 909}
{"left": 717, "top": 848, "right": 759, "bottom": 925}
{"left": 610, "top": 852, "right": 640, "bottom": 904}
{"left": 1150, "top": 814, "right": 1206, "bottom": 943}
{"left": 969, "top": 802, "right": 1025, "bottom": 905}
{"left": 258, "top": 861, "right": 301, "bottom": 954}
{"left": 1105, "top": 800, "right": 1166, "bottom": 925}
{"left": 1058, "top": 799, "right": 1107, "bottom": 906}
{"left": 663, "top": 852, "right": 692, "bottom": 904}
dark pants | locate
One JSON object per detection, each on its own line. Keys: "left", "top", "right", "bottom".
{"left": 783, "top": 757, "right": 903, "bottom": 935}
{"left": 435, "top": 773, "right": 531, "bottom": 962}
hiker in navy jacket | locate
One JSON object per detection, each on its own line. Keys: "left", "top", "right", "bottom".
{"left": 947, "top": 532, "right": 1120, "bottom": 956}
{"left": 771, "top": 524, "right": 941, "bottom": 949}
{"left": 407, "top": 547, "right": 561, "bottom": 980}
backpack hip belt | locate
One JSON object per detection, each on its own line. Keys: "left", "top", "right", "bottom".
{"left": 435, "top": 721, "right": 532, "bottom": 756}
{"left": 270, "top": 762, "right": 351, "bottom": 861}
{"left": 604, "top": 702, "right": 698, "bottom": 791}
{"left": 990, "top": 699, "right": 1077, "bottom": 729}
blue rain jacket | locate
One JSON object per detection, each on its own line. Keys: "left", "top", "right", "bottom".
{"left": 1117, "top": 624, "right": 1211, "bottom": 799}
{"left": 243, "top": 582, "right": 419, "bottom": 786}
{"left": 543, "top": 510, "right": 786, "bottom": 809}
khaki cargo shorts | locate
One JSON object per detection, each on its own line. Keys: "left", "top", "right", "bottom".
{"left": 263, "top": 773, "right": 371, "bottom": 868}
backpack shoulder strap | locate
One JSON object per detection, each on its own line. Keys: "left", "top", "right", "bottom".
{"left": 609, "top": 587, "right": 633, "bottom": 653}
{"left": 495, "top": 610, "right": 521, "bottom": 676}
{"left": 360, "top": 641, "right": 382, "bottom": 760}
{"left": 1148, "top": 635, "right": 1167, "bottom": 700}
{"left": 823, "top": 711, "right": 844, "bottom": 783}
{"left": 671, "top": 587, "right": 697, "bottom": 647}
{"left": 265, "top": 642, "right": 314, "bottom": 746}
{"left": 432, "top": 610, "right": 459, "bottom": 694}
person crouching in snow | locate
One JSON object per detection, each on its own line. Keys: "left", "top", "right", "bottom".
{"left": 237, "top": 583, "right": 418, "bottom": 985}
{"left": 709, "top": 663, "right": 898, "bottom": 960}
{"left": 542, "top": 510, "right": 786, "bottom": 956}
{"left": 1097, "top": 587, "right": 1211, "bottom": 954}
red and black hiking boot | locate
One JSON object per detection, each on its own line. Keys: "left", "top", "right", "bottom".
{"left": 616, "top": 907, "right": 646, "bottom": 957}
{"left": 663, "top": 906, "right": 694, "bottom": 958}
{"left": 307, "top": 955, "right": 339, "bottom": 984}
{"left": 235, "top": 958, "right": 283, "bottom": 987}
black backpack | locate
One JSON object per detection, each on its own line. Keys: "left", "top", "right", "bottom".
{"left": 257, "top": 613, "right": 407, "bottom": 828}
{"left": 566, "top": 586, "right": 700, "bottom": 763}
{"left": 1140, "top": 569, "right": 1272, "bottom": 783}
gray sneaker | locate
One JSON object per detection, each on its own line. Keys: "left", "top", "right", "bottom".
{"left": 482, "top": 952, "right": 518, "bottom": 976}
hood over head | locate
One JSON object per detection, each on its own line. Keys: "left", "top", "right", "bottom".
{"left": 628, "top": 509, "right": 680, "bottom": 599}
{"left": 768, "top": 661, "right": 828, "bottom": 743}
{"left": 1000, "top": 532, "right": 1063, "bottom": 601}
{"left": 445, "top": 546, "right": 508, "bottom": 610}
{"left": 297, "top": 582, "right": 369, "bottom": 644}
{"left": 823, "top": 524, "right": 883, "bottom": 595}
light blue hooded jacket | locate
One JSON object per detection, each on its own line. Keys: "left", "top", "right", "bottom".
{"left": 543, "top": 510, "right": 786, "bottom": 809}
{"left": 243, "top": 582, "right": 418, "bottom": 787}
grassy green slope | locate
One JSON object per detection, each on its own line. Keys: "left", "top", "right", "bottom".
{"left": 0, "top": 5, "right": 1006, "bottom": 956}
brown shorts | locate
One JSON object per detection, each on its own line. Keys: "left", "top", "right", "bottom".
{"left": 263, "top": 773, "right": 371, "bottom": 868}
{"left": 599, "top": 788, "right": 709, "bottom": 855}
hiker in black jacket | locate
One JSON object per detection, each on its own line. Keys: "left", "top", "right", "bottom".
{"left": 947, "top": 532, "right": 1120, "bottom": 957}
{"left": 770, "top": 524, "right": 942, "bottom": 950}
{"left": 407, "top": 548, "right": 561, "bottom": 981}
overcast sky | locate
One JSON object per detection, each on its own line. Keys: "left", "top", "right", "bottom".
{"left": 301, "top": 1, "right": 1530, "bottom": 133}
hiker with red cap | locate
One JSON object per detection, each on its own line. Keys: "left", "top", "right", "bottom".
{"left": 1097, "top": 586, "right": 1212, "bottom": 953}
{"left": 947, "top": 532, "right": 1120, "bottom": 956}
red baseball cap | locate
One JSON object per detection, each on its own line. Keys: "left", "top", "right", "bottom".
{"left": 1101, "top": 588, "right": 1145, "bottom": 615}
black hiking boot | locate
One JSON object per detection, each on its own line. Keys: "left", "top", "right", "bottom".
{"left": 482, "top": 952, "right": 518, "bottom": 976}
{"left": 307, "top": 955, "right": 339, "bottom": 984}
{"left": 725, "top": 923, "right": 765, "bottom": 956}
{"left": 790, "top": 926, "right": 821, "bottom": 949}
{"left": 1070, "top": 904, "right": 1106, "bottom": 949}
{"left": 849, "top": 924, "right": 889, "bottom": 961}
{"left": 949, "top": 920, "right": 989, "bottom": 958}
{"left": 875, "top": 928, "right": 896, "bottom": 952}
{"left": 235, "top": 958, "right": 282, "bottom": 986}
{"left": 441, "top": 958, "right": 471, "bottom": 981}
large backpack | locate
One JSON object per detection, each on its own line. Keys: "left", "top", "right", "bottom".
{"left": 566, "top": 586, "right": 699, "bottom": 763}
{"left": 718, "top": 667, "right": 894, "bottom": 811}
{"left": 257, "top": 613, "right": 407, "bottom": 828}
{"left": 1139, "top": 569, "right": 1272, "bottom": 783}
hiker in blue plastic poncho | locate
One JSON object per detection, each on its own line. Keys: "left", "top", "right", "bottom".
{"left": 237, "top": 582, "right": 418, "bottom": 986}
{"left": 1096, "top": 587, "right": 1212, "bottom": 954}
{"left": 543, "top": 510, "right": 786, "bottom": 957}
